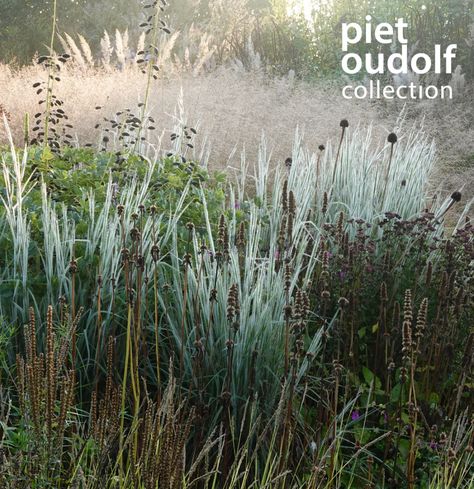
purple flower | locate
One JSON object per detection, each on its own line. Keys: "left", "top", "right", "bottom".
{"left": 338, "top": 270, "right": 346, "bottom": 281}
{"left": 234, "top": 201, "right": 240, "bottom": 209}
{"left": 351, "top": 410, "right": 361, "bottom": 422}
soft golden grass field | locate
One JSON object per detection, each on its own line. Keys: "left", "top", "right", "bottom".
{"left": 1, "top": 62, "right": 473, "bottom": 195}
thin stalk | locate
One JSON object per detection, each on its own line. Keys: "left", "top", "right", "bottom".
{"left": 153, "top": 261, "right": 160, "bottom": 387}
{"left": 134, "top": 3, "right": 163, "bottom": 153}
{"left": 43, "top": 0, "right": 58, "bottom": 147}
{"left": 118, "top": 305, "right": 133, "bottom": 478}
{"left": 332, "top": 122, "right": 348, "bottom": 186}
{"left": 93, "top": 270, "right": 103, "bottom": 391}
{"left": 382, "top": 140, "right": 396, "bottom": 209}
{"left": 180, "top": 226, "right": 193, "bottom": 379}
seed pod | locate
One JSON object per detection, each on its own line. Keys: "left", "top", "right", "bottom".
{"left": 425, "top": 261, "right": 433, "bottom": 287}
{"left": 451, "top": 191, "right": 462, "bottom": 202}
{"left": 237, "top": 222, "right": 246, "bottom": 249}
{"left": 387, "top": 132, "right": 398, "bottom": 144}
{"left": 415, "top": 298, "right": 428, "bottom": 345}
{"left": 322, "top": 191, "right": 328, "bottom": 214}
{"left": 282, "top": 180, "right": 288, "bottom": 213}
{"left": 380, "top": 282, "right": 388, "bottom": 302}
{"left": 288, "top": 190, "right": 296, "bottom": 216}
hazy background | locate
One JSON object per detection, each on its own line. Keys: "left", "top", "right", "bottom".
{"left": 2, "top": 0, "right": 473, "bottom": 79}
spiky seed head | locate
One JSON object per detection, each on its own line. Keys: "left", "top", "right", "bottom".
{"left": 219, "top": 214, "right": 225, "bottom": 230}
{"left": 237, "top": 222, "right": 246, "bottom": 248}
{"left": 318, "top": 144, "right": 325, "bottom": 151}
{"left": 282, "top": 180, "right": 288, "bottom": 212}
{"left": 284, "top": 263, "right": 292, "bottom": 290}
{"left": 380, "top": 282, "right": 388, "bottom": 302}
{"left": 322, "top": 191, "right": 328, "bottom": 214}
{"left": 415, "top": 298, "right": 428, "bottom": 341}
{"left": 288, "top": 190, "right": 296, "bottom": 215}
{"left": 403, "top": 289, "right": 413, "bottom": 323}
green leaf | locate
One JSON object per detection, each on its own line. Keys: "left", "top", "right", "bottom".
{"left": 362, "top": 366, "right": 374, "bottom": 385}
{"left": 362, "top": 366, "right": 382, "bottom": 390}
{"left": 390, "top": 383, "right": 402, "bottom": 403}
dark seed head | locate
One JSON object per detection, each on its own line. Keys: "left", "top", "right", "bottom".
{"left": 340, "top": 119, "right": 349, "bottom": 128}
{"left": 387, "top": 132, "right": 398, "bottom": 144}
{"left": 451, "top": 191, "right": 462, "bottom": 202}
{"left": 318, "top": 144, "right": 325, "bottom": 151}
{"left": 285, "top": 157, "right": 292, "bottom": 168}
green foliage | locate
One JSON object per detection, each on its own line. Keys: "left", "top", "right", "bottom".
{"left": 0, "top": 145, "right": 225, "bottom": 231}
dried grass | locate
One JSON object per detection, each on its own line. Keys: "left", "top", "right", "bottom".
{"left": 0, "top": 63, "right": 473, "bottom": 192}
{"left": 0, "top": 64, "right": 382, "bottom": 163}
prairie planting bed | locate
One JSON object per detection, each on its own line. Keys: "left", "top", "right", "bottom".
{"left": 0, "top": 119, "right": 473, "bottom": 488}
{"left": 1, "top": 0, "right": 474, "bottom": 486}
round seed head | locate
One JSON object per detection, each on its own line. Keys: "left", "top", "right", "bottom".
{"left": 387, "top": 132, "right": 398, "bottom": 144}
{"left": 318, "top": 144, "right": 325, "bottom": 151}
{"left": 340, "top": 119, "right": 349, "bottom": 128}
{"left": 451, "top": 191, "right": 462, "bottom": 202}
